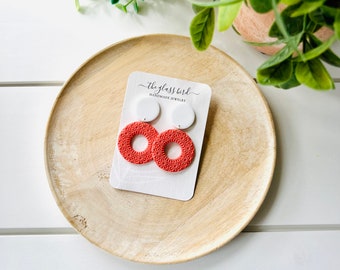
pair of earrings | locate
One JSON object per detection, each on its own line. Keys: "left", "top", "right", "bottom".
{"left": 117, "top": 97, "right": 196, "bottom": 172}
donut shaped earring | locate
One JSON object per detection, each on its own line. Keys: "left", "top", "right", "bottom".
{"left": 117, "top": 97, "right": 160, "bottom": 164}
{"left": 118, "top": 121, "right": 159, "bottom": 164}
{"left": 151, "top": 129, "right": 195, "bottom": 172}
{"left": 151, "top": 102, "right": 196, "bottom": 172}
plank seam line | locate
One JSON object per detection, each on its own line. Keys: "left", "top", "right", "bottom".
{"left": 1, "top": 225, "right": 340, "bottom": 236}
{"left": 0, "top": 81, "right": 64, "bottom": 87}
{"left": 243, "top": 224, "right": 340, "bottom": 233}
{"left": 0, "top": 228, "right": 76, "bottom": 236}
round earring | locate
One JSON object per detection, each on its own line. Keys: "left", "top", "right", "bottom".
{"left": 118, "top": 121, "right": 159, "bottom": 164}
{"left": 135, "top": 97, "right": 160, "bottom": 122}
{"left": 152, "top": 129, "right": 195, "bottom": 172}
{"left": 170, "top": 102, "right": 195, "bottom": 130}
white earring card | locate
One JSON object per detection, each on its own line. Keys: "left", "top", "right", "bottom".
{"left": 110, "top": 71, "right": 211, "bottom": 201}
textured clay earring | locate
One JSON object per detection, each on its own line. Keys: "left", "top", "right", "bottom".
{"left": 152, "top": 103, "right": 195, "bottom": 172}
{"left": 117, "top": 97, "right": 160, "bottom": 164}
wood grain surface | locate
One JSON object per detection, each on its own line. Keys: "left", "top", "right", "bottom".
{"left": 45, "top": 35, "right": 276, "bottom": 264}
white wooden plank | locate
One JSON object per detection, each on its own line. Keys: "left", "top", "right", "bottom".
{"left": 251, "top": 83, "right": 340, "bottom": 225}
{"left": 0, "top": 87, "right": 69, "bottom": 228}
{"left": 1, "top": 231, "right": 340, "bottom": 269}
{"left": 0, "top": 0, "right": 193, "bottom": 82}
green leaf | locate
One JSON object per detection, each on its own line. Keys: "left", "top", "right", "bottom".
{"left": 295, "top": 59, "right": 335, "bottom": 90}
{"left": 249, "top": 0, "right": 275, "bottom": 13}
{"left": 245, "top": 39, "right": 285, "bottom": 47}
{"left": 111, "top": 0, "right": 120, "bottom": 4}
{"left": 291, "top": 0, "right": 325, "bottom": 17}
{"left": 75, "top": 0, "right": 85, "bottom": 12}
{"left": 304, "top": 19, "right": 321, "bottom": 33}
{"left": 278, "top": 72, "right": 301, "bottom": 89}
{"left": 269, "top": 4, "right": 305, "bottom": 38}
{"left": 218, "top": 1, "right": 242, "bottom": 31}
{"left": 192, "top": 4, "right": 205, "bottom": 13}
{"left": 259, "top": 45, "right": 294, "bottom": 70}
{"left": 271, "top": 0, "right": 298, "bottom": 46}
{"left": 116, "top": 3, "right": 127, "bottom": 12}
{"left": 271, "top": 0, "right": 303, "bottom": 57}
{"left": 334, "top": 9, "right": 340, "bottom": 39}
{"left": 280, "top": 0, "right": 301, "bottom": 5}
{"left": 190, "top": 8, "right": 215, "bottom": 51}
{"left": 308, "top": 34, "right": 340, "bottom": 67}
{"left": 294, "top": 35, "right": 336, "bottom": 62}
{"left": 257, "top": 59, "right": 293, "bottom": 85}
{"left": 75, "top": 0, "right": 80, "bottom": 10}
{"left": 309, "top": 6, "right": 337, "bottom": 27}
{"left": 133, "top": 0, "right": 139, "bottom": 13}
{"left": 258, "top": 34, "right": 300, "bottom": 69}
{"left": 189, "top": 0, "right": 242, "bottom": 8}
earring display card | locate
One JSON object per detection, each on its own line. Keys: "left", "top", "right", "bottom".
{"left": 110, "top": 71, "right": 211, "bottom": 201}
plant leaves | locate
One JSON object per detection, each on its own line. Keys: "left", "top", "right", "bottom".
{"left": 278, "top": 72, "right": 301, "bottom": 89}
{"left": 291, "top": 0, "right": 325, "bottom": 17}
{"left": 308, "top": 34, "right": 340, "bottom": 66}
{"left": 115, "top": 3, "right": 127, "bottom": 12}
{"left": 258, "top": 34, "right": 300, "bottom": 69}
{"left": 249, "top": 0, "right": 275, "bottom": 13}
{"left": 334, "top": 9, "right": 340, "bottom": 39}
{"left": 111, "top": 0, "right": 120, "bottom": 4}
{"left": 305, "top": 19, "right": 321, "bottom": 33}
{"left": 218, "top": 1, "right": 242, "bottom": 31}
{"left": 269, "top": 4, "right": 305, "bottom": 38}
{"left": 271, "top": 0, "right": 300, "bottom": 45}
{"left": 295, "top": 59, "right": 335, "bottom": 90}
{"left": 190, "top": 8, "right": 215, "bottom": 51}
{"left": 75, "top": 0, "right": 81, "bottom": 11}
{"left": 192, "top": 4, "right": 205, "bottom": 13}
{"left": 257, "top": 59, "right": 293, "bottom": 85}
{"left": 309, "top": 6, "right": 338, "bottom": 27}
{"left": 294, "top": 35, "right": 336, "bottom": 62}
{"left": 280, "top": 0, "right": 301, "bottom": 5}
{"left": 189, "top": 0, "right": 242, "bottom": 8}
{"left": 245, "top": 39, "right": 285, "bottom": 47}
{"left": 133, "top": 0, "right": 139, "bottom": 13}
{"left": 258, "top": 46, "right": 294, "bottom": 70}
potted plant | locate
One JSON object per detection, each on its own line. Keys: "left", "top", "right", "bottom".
{"left": 76, "top": 0, "right": 340, "bottom": 90}
{"left": 189, "top": 0, "right": 340, "bottom": 90}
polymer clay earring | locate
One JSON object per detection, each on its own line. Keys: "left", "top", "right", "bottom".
{"left": 152, "top": 129, "right": 195, "bottom": 172}
{"left": 152, "top": 103, "right": 195, "bottom": 172}
{"left": 117, "top": 97, "right": 160, "bottom": 164}
{"left": 135, "top": 96, "right": 160, "bottom": 122}
{"left": 169, "top": 102, "right": 195, "bottom": 130}
{"left": 118, "top": 122, "right": 158, "bottom": 164}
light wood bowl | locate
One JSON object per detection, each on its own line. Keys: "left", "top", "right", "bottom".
{"left": 45, "top": 35, "right": 276, "bottom": 264}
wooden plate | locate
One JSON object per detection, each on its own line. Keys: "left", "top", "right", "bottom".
{"left": 45, "top": 35, "right": 276, "bottom": 264}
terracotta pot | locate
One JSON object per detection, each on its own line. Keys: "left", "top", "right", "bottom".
{"left": 233, "top": 3, "right": 334, "bottom": 55}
